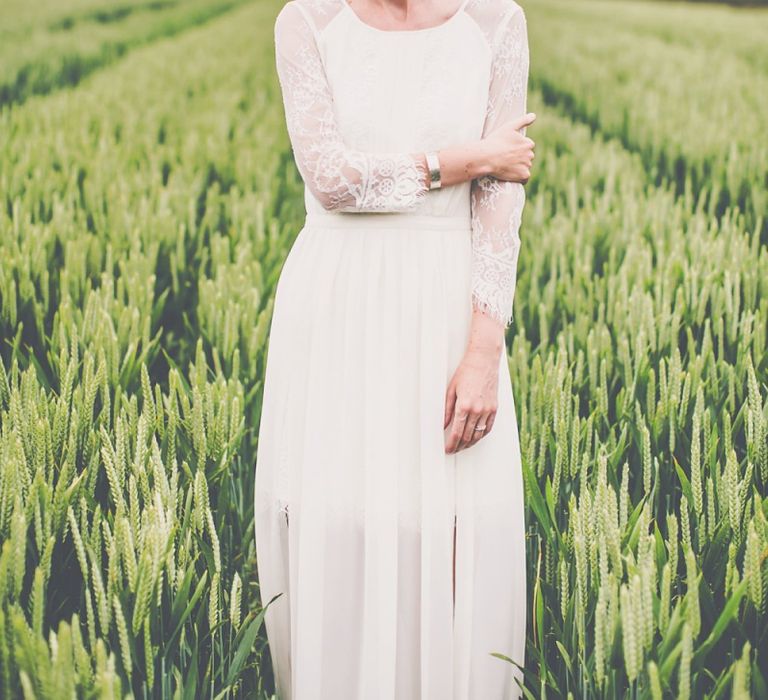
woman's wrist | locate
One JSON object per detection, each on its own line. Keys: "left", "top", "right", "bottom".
{"left": 457, "top": 139, "right": 495, "bottom": 179}
{"left": 469, "top": 139, "right": 496, "bottom": 179}
{"left": 428, "top": 140, "right": 495, "bottom": 188}
{"left": 466, "top": 309, "right": 505, "bottom": 358}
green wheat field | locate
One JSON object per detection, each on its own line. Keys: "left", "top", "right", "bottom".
{"left": 0, "top": 0, "right": 766, "bottom": 697}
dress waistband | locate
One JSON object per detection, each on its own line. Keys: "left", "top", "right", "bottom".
{"left": 304, "top": 210, "right": 472, "bottom": 231}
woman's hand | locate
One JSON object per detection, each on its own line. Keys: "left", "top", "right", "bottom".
{"left": 479, "top": 112, "right": 537, "bottom": 184}
{"left": 444, "top": 313, "right": 505, "bottom": 454}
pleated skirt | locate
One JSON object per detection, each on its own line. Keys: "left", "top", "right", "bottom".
{"left": 254, "top": 210, "right": 527, "bottom": 700}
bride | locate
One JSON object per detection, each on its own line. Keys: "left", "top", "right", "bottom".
{"left": 254, "top": 0, "right": 536, "bottom": 696}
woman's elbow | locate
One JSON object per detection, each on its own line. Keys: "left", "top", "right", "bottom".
{"left": 300, "top": 156, "right": 364, "bottom": 211}
{"left": 310, "top": 187, "right": 354, "bottom": 212}
{"left": 318, "top": 195, "right": 345, "bottom": 212}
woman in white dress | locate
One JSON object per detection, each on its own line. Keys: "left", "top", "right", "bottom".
{"left": 254, "top": 0, "right": 535, "bottom": 697}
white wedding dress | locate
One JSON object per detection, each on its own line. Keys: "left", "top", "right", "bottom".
{"left": 254, "top": 0, "right": 530, "bottom": 697}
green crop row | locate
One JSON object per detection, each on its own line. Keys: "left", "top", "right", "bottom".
{"left": 526, "top": 0, "right": 768, "bottom": 242}
{"left": 512, "top": 101, "right": 767, "bottom": 698}
{"left": 527, "top": 0, "right": 768, "bottom": 72}
{"left": 0, "top": 0, "right": 250, "bottom": 108}
{"left": 0, "top": 1, "right": 293, "bottom": 696}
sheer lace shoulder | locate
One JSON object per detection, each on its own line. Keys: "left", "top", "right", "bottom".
{"left": 273, "top": 0, "right": 431, "bottom": 212}
{"left": 465, "top": 0, "right": 529, "bottom": 327}
{"left": 464, "top": 0, "right": 523, "bottom": 47}
{"left": 281, "top": 0, "right": 344, "bottom": 33}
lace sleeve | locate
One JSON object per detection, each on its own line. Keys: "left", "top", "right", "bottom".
{"left": 274, "top": 1, "right": 430, "bottom": 213}
{"left": 469, "top": 4, "right": 530, "bottom": 328}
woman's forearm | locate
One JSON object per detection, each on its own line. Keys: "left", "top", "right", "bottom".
{"left": 411, "top": 113, "right": 537, "bottom": 191}
{"left": 411, "top": 140, "right": 494, "bottom": 190}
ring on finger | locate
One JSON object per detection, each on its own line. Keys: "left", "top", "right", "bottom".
{"left": 460, "top": 415, "right": 481, "bottom": 448}
{"left": 469, "top": 416, "right": 491, "bottom": 445}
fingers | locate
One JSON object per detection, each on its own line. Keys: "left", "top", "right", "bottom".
{"left": 510, "top": 133, "right": 535, "bottom": 184}
{"left": 459, "top": 408, "right": 482, "bottom": 449}
{"left": 444, "top": 380, "right": 457, "bottom": 429}
{"left": 512, "top": 112, "right": 537, "bottom": 132}
{"left": 450, "top": 404, "right": 497, "bottom": 453}
{"left": 445, "top": 405, "right": 468, "bottom": 454}
{"left": 448, "top": 401, "right": 498, "bottom": 453}
{"left": 484, "top": 410, "right": 497, "bottom": 435}
{"left": 521, "top": 137, "right": 535, "bottom": 183}
{"left": 466, "top": 410, "right": 495, "bottom": 448}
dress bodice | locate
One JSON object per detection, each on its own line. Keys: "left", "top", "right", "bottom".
{"left": 313, "top": 0, "right": 490, "bottom": 218}
{"left": 274, "top": 0, "right": 531, "bottom": 327}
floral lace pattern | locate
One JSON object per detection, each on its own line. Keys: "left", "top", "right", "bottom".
{"left": 274, "top": 0, "right": 529, "bottom": 324}
{"left": 273, "top": 2, "right": 430, "bottom": 212}
{"left": 470, "top": 4, "right": 529, "bottom": 327}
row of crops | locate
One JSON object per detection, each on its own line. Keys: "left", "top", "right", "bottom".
{"left": 515, "top": 107, "right": 766, "bottom": 700}
{"left": 0, "top": 0, "right": 766, "bottom": 697}
{"left": 0, "top": 0, "right": 251, "bottom": 107}
{"left": 526, "top": 0, "right": 768, "bottom": 243}
{"left": 0, "top": 1, "right": 289, "bottom": 695}
{"left": 519, "top": 0, "right": 768, "bottom": 696}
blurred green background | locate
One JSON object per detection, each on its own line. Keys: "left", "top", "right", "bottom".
{"left": 0, "top": 0, "right": 766, "bottom": 697}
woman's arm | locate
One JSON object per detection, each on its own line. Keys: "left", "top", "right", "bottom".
{"left": 445, "top": 2, "right": 533, "bottom": 453}
{"left": 469, "top": 3, "right": 531, "bottom": 330}
{"left": 435, "top": 117, "right": 535, "bottom": 189}
{"left": 274, "top": 1, "right": 531, "bottom": 213}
